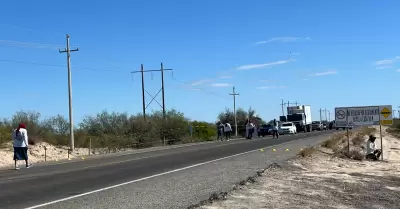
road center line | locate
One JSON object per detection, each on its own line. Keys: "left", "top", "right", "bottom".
{"left": 25, "top": 140, "right": 297, "bottom": 209}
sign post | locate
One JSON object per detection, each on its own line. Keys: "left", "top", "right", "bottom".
{"left": 335, "top": 105, "right": 393, "bottom": 159}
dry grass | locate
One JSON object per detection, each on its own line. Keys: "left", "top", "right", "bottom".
{"left": 298, "top": 147, "right": 316, "bottom": 158}
{"left": 321, "top": 132, "right": 346, "bottom": 149}
{"left": 352, "top": 135, "right": 365, "bottom": 146}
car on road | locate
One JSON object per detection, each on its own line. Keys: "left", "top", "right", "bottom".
{"left": 258, "top": 124, "right": 272, "bottom": 137}
{"left": 332, "top": 120, "right": 353, "bottom": 130}
{"left": 278, "top": 122, "right": 297, "bottom": 135}
{"left": 311, "top": 121, "right": 323, "bottom": 131}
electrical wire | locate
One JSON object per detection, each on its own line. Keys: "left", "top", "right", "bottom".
{"left": 0, "top": 59, "right": 127, "bottom": 72}
{"left": 0, "top": 39, "right": 64, "bottom": 50}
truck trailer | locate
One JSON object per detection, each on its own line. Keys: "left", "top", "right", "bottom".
{"left": 286, "top": 105, "right": 312, "bottom": 133}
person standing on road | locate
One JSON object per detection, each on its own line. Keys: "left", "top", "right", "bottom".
{"left": 12, "top": 123, "right": 31, "bottom": 170}
{"left": 224, "top": 122, "right": 232, "bottom": 141}
{"left": 216, "top": 121, "right": 224, "bottom": 141}
{"left": 366, "top": 135, "right": 381, "bottom": 161}
{"left": 246, "top": 119, "right": 255, "bottom": 139}
{"left": 272, "top": 119, "right": 279, "bottom": 139}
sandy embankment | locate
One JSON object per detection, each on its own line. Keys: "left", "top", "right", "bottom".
{"left": 200, "top": 126, "right": 400, "bottom": 209}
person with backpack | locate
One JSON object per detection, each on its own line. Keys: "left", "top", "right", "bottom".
{"left": 12, "top": 123, "right": 31, "bottom": 170}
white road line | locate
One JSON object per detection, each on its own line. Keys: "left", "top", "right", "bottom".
{"left": 25, "top": 140, "right": 295, "bottom": 209}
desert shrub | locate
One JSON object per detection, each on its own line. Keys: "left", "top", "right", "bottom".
{"left": 352, "top": 135, "right": 365, "bottom": 146}
{"left": 298, "top": 147, "right": 316, "bottom": 158}
{"left": 322, "top": 133, "right": 346, "bottom": 149}
{"left": 334, "top": 146, "right": 364, "bottom": 161}
{"left": 1, "top": 108, "right": 266, "bottom": 150}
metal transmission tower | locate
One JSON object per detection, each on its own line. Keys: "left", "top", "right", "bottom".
{"left": 229, "top": 87, "right": 239, "bottom": 137}
{"left": 59, "top": 34, "right": 79, "bottom": 151}
{"left": 131, "top": 63, "right": 173, "bottom": 121}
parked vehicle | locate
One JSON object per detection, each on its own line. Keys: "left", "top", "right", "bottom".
{"left": 258, "top": 124, "right": 272, "bottom": 137}
{"left": 279, "top": 122, "right": 297, "bottom": 135}
{"left": 286, "top": 105, "right": 312, "bottom": 133}
{"left": 333, "top": 120, "right": 353, "bottom": 130}
{"left": 311, "top": 121, "right": 323, "bottom": 131}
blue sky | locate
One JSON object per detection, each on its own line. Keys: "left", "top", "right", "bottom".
{"left": 0, "top": 0, "right": 399, "bottom": 123}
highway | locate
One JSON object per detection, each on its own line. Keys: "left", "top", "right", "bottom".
{"left": 0, "top": 130, "right": 336, "bottom": 209}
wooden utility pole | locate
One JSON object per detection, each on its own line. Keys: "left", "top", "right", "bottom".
{"left": 229, "top": 87, "right": 239, "bottom": 137}
{"left": 131, "top": 63, "right": 173, "bottom": 121}
{"left": 59, "top": 34, "right": 79, "bottom": 152}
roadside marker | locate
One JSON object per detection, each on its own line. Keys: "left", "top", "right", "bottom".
{"left": 55, "top": 159, "right": 59, "bottom": 162}
{"left": 285, "top": 148, "right": 290, "bottom": 152}
{"left": 81, "top": 157, "right": 85, "bottom": 160}
{"left": 68, "top": 158, "right": 71, "bottom": 161}
{"left": 272, "top": 148, "right": 276, "bottom": 152}
{"left": 260, "top": 148, "right": 264, "bottom": 152}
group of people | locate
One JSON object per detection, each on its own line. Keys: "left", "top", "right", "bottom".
{"left": 216, "top": 121, "right": 232, "bottom": 141}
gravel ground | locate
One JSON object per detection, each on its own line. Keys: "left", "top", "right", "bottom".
{"left": 35, "top": 133, "right": 333, "bottom": 209}
{"left": 200, "top": 127, "right": 400, "bottom": 209}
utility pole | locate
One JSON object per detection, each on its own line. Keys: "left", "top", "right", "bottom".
{"left": 59, "top": 34, "right": 79, "bottom": 152}
{"left": 229, "top": 87, "right": 239, "bottom": 137}
{"left": 280, "top": 99, "right": 285, "bottom": 116}
{"left": 327, "top": 110, "right": 331, "bottom": 121}
{"left": 319, "top": 108, "right": 322, "bottom": 122}
{"left": 131, "top": 63, "right": 173, "bottom": 146}
{"left": 131, "top": 63, "right": 173, "bottom": 121}
{"left": 141, "top": 64, "right": 146, "bottom": 121}
{"left": 324, "top": 108, "right": 328, "bottom": 122}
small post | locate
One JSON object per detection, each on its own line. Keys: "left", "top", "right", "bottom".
{"left": 67, "top": 148, "right": 70, "bottom": 159}
{"left": 346, "top": 127, "right": 350, "bottom": 153}
{"left": 380, "top": 125, "right": 383, "bottom": 160}
{"left": 44, "top": 146, "right": 47, "bottom": 162}
{"left": 89, "top": 137, "right": 92, "bottom": 156}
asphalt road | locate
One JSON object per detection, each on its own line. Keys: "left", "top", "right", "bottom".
{"left": 0, "top": 130, "right": 337, "bottom": 209}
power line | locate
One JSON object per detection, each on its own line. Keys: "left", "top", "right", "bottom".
{"left": 0, "top": 39, "right": 64, "bottom": 49}
{"left": 0, "top": 59, "right": 126, "bottom": 72}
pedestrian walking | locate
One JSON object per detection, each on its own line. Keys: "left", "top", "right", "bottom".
{"left": 216, "top": 121, "right": 224, "bottom": 141}
{"left": 272, "top": 119, "right": 279, "bottom": 139}
{"left": 12, "top": 123, "right": 31, "bottom": 170}
{"left": 224, "top": 122, "right": 232, "bottom": 141}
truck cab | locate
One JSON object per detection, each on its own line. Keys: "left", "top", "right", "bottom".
{"left": 286, "top": 105, "right": 312, "bottom": 133}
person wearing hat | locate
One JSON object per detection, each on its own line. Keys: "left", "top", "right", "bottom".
{"left": 366, "top": 134, "right": 381, "bottom": 161}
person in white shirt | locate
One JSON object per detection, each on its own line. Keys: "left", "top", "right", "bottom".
{"left": 366, "top": 135, "right": 381, "bottom": 161}
{"left": 223, "top": 122, "right": 232, "bottom": 141}
{"left": 12, "top": 123, "right": 31, "bottom": 170}
{"left": 272, "top": 119, "right": 279, "bottom": 139}
{"left": 246, "top": 119, "right": 255, "bottom": 139}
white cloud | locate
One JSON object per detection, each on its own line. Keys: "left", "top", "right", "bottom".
{"left": 256, "top": 86, "right": 286, "bottom": 90}
{"left": 375, "top": 59, "right": 394, "bottom": 65}
{"left": 303, "top": 78, "right": 309, "bottom": 81}
{"left": 397, "top": 69, "right": 400, "bottom": 72}
{"left": 256, "top": 37, "right": 311, "bottom": 45}
{"left": 376, "top": 66, "right": 392, "bottom": 69}
{"left": 236, "top": 59, "right": 295, "bottom": 70}
{"left": 396, "top": 56, "right": 400, "bottom": 59}
{"left": 190, "top": 79, "right": 212, "bottom": 86}
{"left": 219, "top": 75, "right": 232, "bottom": 79}
{"left": 310, "top": 70, "right": 338, "bottom": 76}
{"left": 210, "top": 83, "right": 232, "bottom": 87}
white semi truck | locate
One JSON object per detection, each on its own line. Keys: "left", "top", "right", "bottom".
{"left": 286, "top": 105, "right": 312, "bottom": 133}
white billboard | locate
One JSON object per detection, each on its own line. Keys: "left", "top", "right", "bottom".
{"left": 335, "top": 105, "right": 393, "bottom": 126}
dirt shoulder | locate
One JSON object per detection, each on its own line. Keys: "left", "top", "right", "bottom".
{"left": 199, "top": 126, "right": 400, "bottom": 209}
